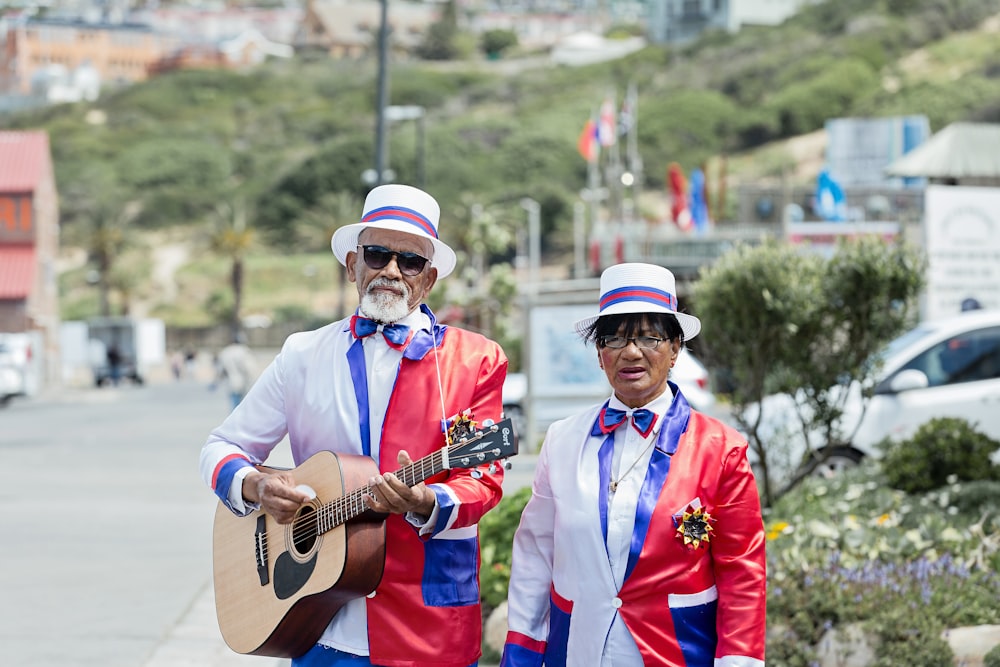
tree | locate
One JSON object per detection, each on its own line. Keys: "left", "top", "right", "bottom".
{"left": 693, "top": 237, "right": 925, "bottom": 506}
{"left": 209, "top": 196, "right": 256, "bottom": 332}
{"left": 416, "top": 0, "right": 459, "bottom": 60}
{"left": 64, "top": 167, "right": 142, "bottom": 316}
{"left": 480, "top": 29, "right": 518, "bottom": 59}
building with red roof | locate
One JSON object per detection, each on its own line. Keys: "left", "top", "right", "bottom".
{"left": 0, "top": 130, "right": 60, "bottom": 389}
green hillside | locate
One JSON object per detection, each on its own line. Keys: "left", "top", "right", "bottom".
{"left": 5, "top": 0, "right": 1000, "bottom": 329}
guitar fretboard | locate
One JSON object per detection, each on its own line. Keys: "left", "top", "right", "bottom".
{"left": 313, "top": 448, "right": 449, "bottom": 534}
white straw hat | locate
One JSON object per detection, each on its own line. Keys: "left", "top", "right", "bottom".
{"left": 331, "top": 184, "right": 457, "bottom": 278}
{"left": 573, "top": 262, "right": 701, "bottom": 340}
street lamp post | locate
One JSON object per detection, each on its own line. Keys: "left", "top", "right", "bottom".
{"left": 374, "top": 0, "right": 390, "bottom": 187}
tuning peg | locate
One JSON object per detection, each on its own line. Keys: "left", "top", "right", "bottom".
{"left": 488, "top": 462, "right": 497, "bottom": 474}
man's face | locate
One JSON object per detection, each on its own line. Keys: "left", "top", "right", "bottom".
{"left": 346, "top": 228, "right": 438, "bottom": 323}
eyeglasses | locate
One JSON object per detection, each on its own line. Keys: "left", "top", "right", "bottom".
{"left": 358, "top": 245, "right": 430, "bottom": 277}
{"left": 598, "top": 335, "right": 666, "bottom": 350}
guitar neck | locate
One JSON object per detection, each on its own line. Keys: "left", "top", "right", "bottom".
{"left": 313, "top": 448, "right": 450, "bottom": 536}
{"left": 396, "top": 449, "right": 449, "bottom": 488}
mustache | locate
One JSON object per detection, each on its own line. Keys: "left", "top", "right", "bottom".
{"left": 366, "top": 277, "right": 408, "bottom": 296}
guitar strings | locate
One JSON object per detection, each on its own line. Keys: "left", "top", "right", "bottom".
{"left": 281, "top": 434, "right": 498, "bottom": 542}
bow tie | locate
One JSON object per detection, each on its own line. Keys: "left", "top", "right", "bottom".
{"left": 600, "top": 406, "right": 657, "bottom": 438}
{"left": 350, "top": 315, "right": 412, "bottom": 351}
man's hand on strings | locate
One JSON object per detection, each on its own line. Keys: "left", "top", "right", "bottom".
{"left": 243, "top": 470, "right": 313, "bottom": 524}
{"left": 366, "top": 450, "right": 436, "bottom": 517}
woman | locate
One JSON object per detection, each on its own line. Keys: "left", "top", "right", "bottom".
{"left": 501, "top": 262, "right": 766, "bottom": 667}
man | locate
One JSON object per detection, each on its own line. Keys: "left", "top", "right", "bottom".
{"left": 200, "top": 184, "right": 509, "bottom": 667}
{"left": 214, "top": 331, "right": 256, "bottom": 409}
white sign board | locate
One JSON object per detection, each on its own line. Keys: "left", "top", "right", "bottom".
{"left": 528, "top": 304, "right": 610, "bottom": 431}
{"left": 923, "top": 185, "right": 1000, "bottom": 321}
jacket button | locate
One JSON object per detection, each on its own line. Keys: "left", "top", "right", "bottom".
{"left": 612, "top": 597, "right": 622, "bottom": 608}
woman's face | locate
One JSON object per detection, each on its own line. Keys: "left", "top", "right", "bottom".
{"left": 598, "top": 318, "right": 681, "bottom": 409}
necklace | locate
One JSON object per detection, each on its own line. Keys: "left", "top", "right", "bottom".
{"left": 609, "top": 439, "right": 656, "bottom": 493}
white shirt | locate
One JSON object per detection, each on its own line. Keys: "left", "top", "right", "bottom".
{"left": 321, "top": 307, "right": 432, "bottom": 656}
{"left": 602, "top": 389, "right": 672, "bottom": 666}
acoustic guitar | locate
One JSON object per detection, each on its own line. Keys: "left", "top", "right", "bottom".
{"left": 212, "top": 418, "right": 518, "bottom": 658}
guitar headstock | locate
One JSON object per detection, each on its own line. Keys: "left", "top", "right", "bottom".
{"left": 447, "top": 418, "right": 519, "bottom": 470}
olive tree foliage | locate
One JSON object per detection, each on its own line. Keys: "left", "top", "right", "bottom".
{"left": 692, "top": 237, "right": 925, "bottom": 506}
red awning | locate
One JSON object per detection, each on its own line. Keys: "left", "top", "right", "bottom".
{"left": 0, "top": 245, "right": 36, "bottom": 299}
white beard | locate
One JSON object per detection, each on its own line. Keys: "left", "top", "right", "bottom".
{"left": 360, "top": 278, "right": 412, "bottom": 323}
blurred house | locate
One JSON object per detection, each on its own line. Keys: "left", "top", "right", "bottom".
{"left": 0, "top": 131, "right": 60, "bottom": 389}
{"left": 295, "top": 0, "right": 438, "bottom": 58}
{"left": 147, "top": 29, "right": 293, "bottom": 75}
{"left": 648, "top": 0, "right": 823, "bottom": 45}
{"left": 131, "top": 6, "right": 301, "bottom": 45}
{"left": 0, "top": 17, "right": 180, "bottom": 96}
{"left": 135, "top": 6, "right": 298, "bottom": 72}
{"left": 1, "top": 8, "right": 297, "bottom": 100}
{"left": 30, "top": 61, "right": 100, "bottom": 103}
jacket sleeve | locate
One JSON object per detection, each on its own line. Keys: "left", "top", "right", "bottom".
{"left": 500, "top": 431, "right": 556, "bottom": 667}
{"left": 199, "top": 346, "right": 291, "bottom": 515}
{"left": 712, "top": 439, "right": 767, "bottom": 665}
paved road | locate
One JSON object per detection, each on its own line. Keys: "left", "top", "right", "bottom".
{"left": 0, "top": 376, "right": 535, "bottom": 667}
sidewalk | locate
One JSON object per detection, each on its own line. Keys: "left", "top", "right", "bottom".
{"left": 144, "top": 581, "right": 288, "bottom": 667}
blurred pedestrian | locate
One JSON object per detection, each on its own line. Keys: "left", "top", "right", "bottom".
{"left": 170, "top": 351, "right": 184, "bottom": 381}
{"left": 501, "top": 262, "right": 767, "bottom": 667}
{"left": 215, "top": 332, "right": 256, "bottom": 409}
{"left": 106, "top": 344, "right": 122, "bottom": 386}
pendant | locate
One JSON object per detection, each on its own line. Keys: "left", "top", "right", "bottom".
{"left": 609, "top": 481, "right": 618, "bottom": 493}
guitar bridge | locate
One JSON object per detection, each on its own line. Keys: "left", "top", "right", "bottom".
{"left": 254, "top": 515, "right": 270, "bottom": 586}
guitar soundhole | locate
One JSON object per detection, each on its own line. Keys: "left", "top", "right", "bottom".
{"left": 291, "top": 505, "right": 318, "bottom": 556}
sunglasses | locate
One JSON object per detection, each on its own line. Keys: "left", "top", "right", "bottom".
{"left": 358, "top": 245, "right": 430, "bottom": 277}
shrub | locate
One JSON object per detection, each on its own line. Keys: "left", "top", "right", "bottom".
{"left": 479, "top": 486, "right": 531, "bottom": 614}
{"left": 871, "top": 606, "right": 953, "bottom": 666}
{"left": 985, "top": 642, "right": 1000, "bottom": 667}
{"left": 880, "top": 417, "right": 1000, "bottom": 494}
{"left": 480, "top": 29, "right": 518, "bottom": 58}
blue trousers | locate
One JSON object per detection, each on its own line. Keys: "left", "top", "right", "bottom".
{"left": 294, "top": 644, "right": 478, "bottom": 667}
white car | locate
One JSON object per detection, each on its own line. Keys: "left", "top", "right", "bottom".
{"left": 749, "top": 309, "right": 1000, "bottom": 478}
{"left": 0, "top": 334, "right": 36, "bottom": 406}
{"left": 502, "top": 348, "right": 717, "bottom": 443}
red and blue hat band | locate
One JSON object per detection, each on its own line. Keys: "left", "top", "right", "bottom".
{"left": 600, "top": 286, "right": 677, "bottom": 313}
{"left": 362, "top": 205, "right": 438, "bottom": 239}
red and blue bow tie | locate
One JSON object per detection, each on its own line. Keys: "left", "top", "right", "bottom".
{"left": 350, "top": 315, "right": 412, "bottom": 351}
{"left": 599, "top": 406, "right": 657, "bottom": 438}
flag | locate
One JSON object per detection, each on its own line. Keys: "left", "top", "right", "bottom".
{"left": 577, "top": 117, "right": 599, "bottom": 162}
{"left": 814, "top": 169, "right": 846, "bottom": 221}
{"left": 597, "top": 97, "right": 616, "bottom": 147}
{"left": 618, "top": 83, "right": 636, "bottom": 138}
{"left": 667, "top": 162, "right": 691, "bottom": 232}
{"left": 688, "top": 167, "right": 711, "bottom": 234}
